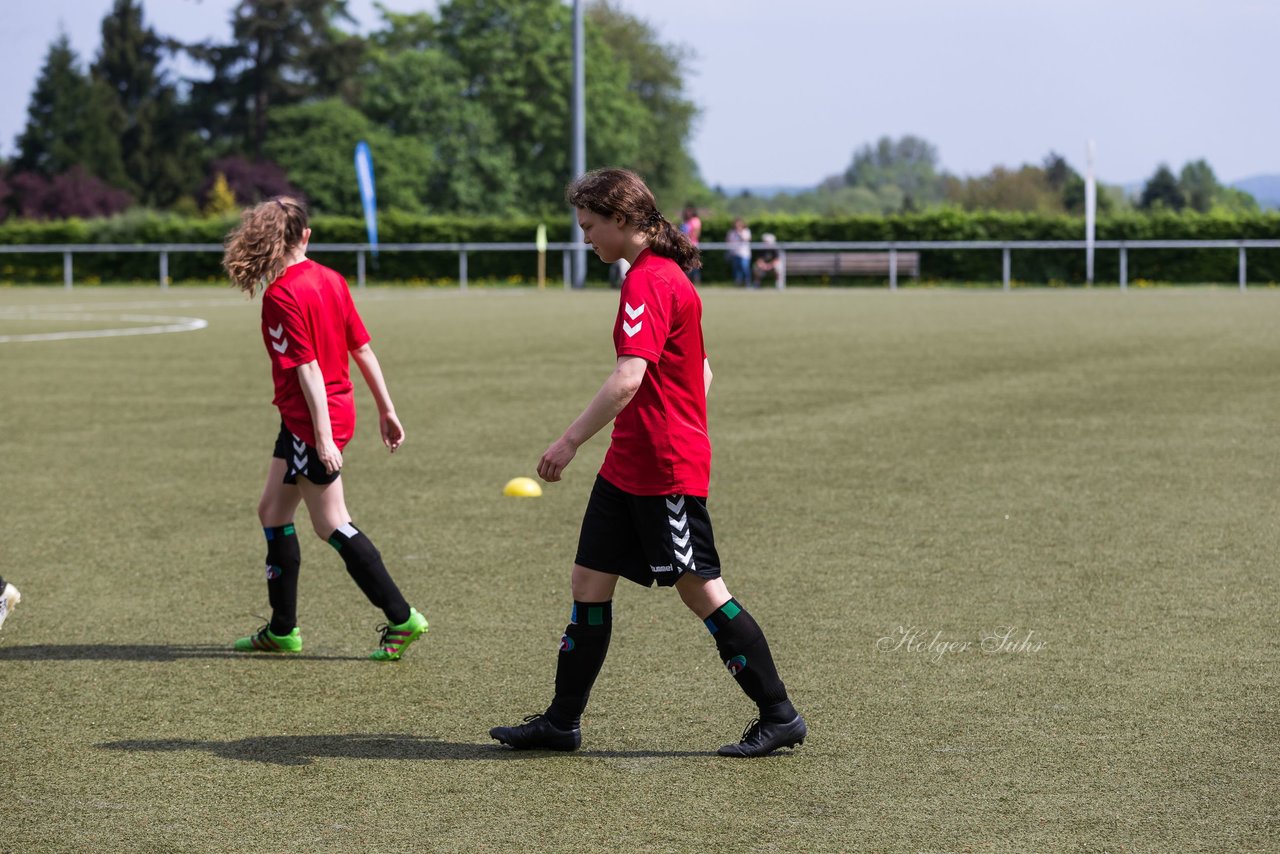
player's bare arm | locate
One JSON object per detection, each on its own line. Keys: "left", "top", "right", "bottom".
{"left": 296, "top": 360, "right": 342, "bottom": 474}
{"left": 351, "top": 342, "right": 404, "bottom": 452}
{"left": 538, "top": 355, "right": 648, "bottom": 483}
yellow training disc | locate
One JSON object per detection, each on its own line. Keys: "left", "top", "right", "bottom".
{"left": 503, "top": 477, "right": 543, "bottom": 498}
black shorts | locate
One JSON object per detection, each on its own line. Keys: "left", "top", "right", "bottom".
{"left": 272, "top": 423, "right": 341, "bottom": 485}
{"left": 575, "top": 474, "right": 722, "bottom": 588}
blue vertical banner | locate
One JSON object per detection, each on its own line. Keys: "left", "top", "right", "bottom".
{"left": 354, "top": 140, "right": 378, "bottom": 258}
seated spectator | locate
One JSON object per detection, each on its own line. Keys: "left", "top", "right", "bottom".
{"left": 752, "top": 233, "right": 780, "bottom": 288}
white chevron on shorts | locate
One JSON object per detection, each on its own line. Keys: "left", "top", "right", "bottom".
{"left": 292, "top": 439, "right": 306, "bottom": 454}
{"left": 666, "top": 494, "right": 695, "bottom": 570}
{"left": 292, "top": 455, "right": 308, "bottom": 471}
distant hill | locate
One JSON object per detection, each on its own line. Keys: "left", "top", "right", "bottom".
{"left": 1230, "top": 174, "right": 1280, "bottom": 210}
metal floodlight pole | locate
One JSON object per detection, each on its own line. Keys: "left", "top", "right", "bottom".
{"left": 570, "top": 0, "right": 587, "bottom": 288}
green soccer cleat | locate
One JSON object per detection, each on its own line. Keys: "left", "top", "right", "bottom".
{"left": 369, "top": 608, "right": 428, "bottom": 661}
{"left": 233, "top": 624, "right": 303, "bottom": 653}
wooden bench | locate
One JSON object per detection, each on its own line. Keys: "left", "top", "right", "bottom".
{"left": 780, "top": 251, "right": 920, "bottom": 283}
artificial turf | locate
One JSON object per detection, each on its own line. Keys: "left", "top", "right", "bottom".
{"left": 0, "top": 284, "right": 1275, "bottom": 853}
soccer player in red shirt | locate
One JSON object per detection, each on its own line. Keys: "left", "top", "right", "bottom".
{"left": 222, "top": 197, "right": 428, "bottom": 661}
{"left": 490, "top": 170, "right": 806, "bottom": 757}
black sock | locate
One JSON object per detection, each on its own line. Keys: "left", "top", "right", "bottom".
{"left": 264, "top": 524, "right": 301, "bottom": 636}
{"left": 327, "top": 523, "right": 410, "bottom": 625}
{"left": 546, "top": 600, "right": 613, "bottom": 730}
{"left": 704, "top": 598, "right": 794, "bottom": 721}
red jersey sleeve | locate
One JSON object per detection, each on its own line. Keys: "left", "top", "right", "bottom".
{"left": 341, "top": 277, "right": 371, "bottom": 350}
{"left": 616, "top": 270, "right": 670, "bottom": 362}
{"left": 262, "top": 287, "right": 314, "bottom": 370}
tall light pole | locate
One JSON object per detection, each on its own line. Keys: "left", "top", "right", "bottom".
{"left": 570, "top": 0, "right": 586, "bottom": 288}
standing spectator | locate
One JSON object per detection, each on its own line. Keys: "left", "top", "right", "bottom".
{"left": 681, "top": 204, "right": 703, "bottom": 284}
{"left": 726, "top": 218, "right": 752, "bottom": 286}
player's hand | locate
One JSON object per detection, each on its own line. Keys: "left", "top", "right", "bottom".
{"left": 381, "top": 411, "right": 404, "bottom": 453}
{"left": 317, "top": 438, "right": 343, "bottom": 475}
{"left": 537, "top": 435, "right": 578, "bottom": 482}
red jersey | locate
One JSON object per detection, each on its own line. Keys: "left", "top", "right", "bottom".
{"left": 599, "top": 248, "right": 711, "bottom": 496}
{"left": 261, "top": 260, "right": 370, "bottom": 449}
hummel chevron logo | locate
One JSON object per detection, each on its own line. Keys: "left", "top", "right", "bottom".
{"left": 269, "top": 323, "right": 288, "bottom": 353}
{"left": 622, "top": 320, "right": 642, "bottom": 338}
{"left": 671, "top": 530, "right": 691, "bottom": 548}
{"left": 665, "top": 497, "right": 685, "bottom": 514}
{"left": 625, "top": 302, "right": 645, "bottom": 320}
{"left": 292, "top": 439, "right": 306, "bottom": 453}
{"left": 293, "top": 455, "right": 308, "bottom": 471}
{"left": 668, "top": 514, "right": 688, "bottom": 532}
{"left": 675, "top": 547, "right": 694, "bottom": 566}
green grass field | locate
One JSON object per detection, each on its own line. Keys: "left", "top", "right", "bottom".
{"left": 1, "top": 285, "right": 1276, "bottom": 853}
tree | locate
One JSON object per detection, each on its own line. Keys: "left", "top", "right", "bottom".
{"left": 1139, "top": 164, "right": 1186, "bottom": 211}
{"left": 91, "top": 0, "right": 198, "bottom": 206}
{"left": 586, "top": 1, "right": 702, "bottom": 206}
{"left": 265, "top": 99, "right": 435, "bottom": 215}
{"left": 14, "top": 33, "right": 127, "bottom": 186}
{"left": 428, "top": 0, "right": 648, "bottom": 211}
{"left": 198, "top": 156, "right": 299, "bottom": 208}
{"left": 203, "top": 173, "right": 238, "bottom": 216}
{"left": 358, "top": 39, "right": 517, "bottom": 213}
{"left": 9, "top": 166, "right": 132, "bottom": 220}
{"left": 1178, "top": 159, "right": 1218, "bottom": 213}
{"left": 185, "top": 0, "right": 365, "bottom": 157}
{"left": 843, "top": 135, "right": 945, "bottom": 206}
{"left": 949, "top": 165, "right": 1061, "bottom": 213}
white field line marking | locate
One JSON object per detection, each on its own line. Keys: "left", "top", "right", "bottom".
{"left": 0, "top": 286, "right": 532, "bottom": 316}
{"left": 0, "top": 312, "right": 208, "bottom": 343}
{"left": 0, "top": 287, "right": 542, "bottom": 343}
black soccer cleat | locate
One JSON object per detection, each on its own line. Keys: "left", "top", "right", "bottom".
{"left": 717, "top": 714, "right": 807, "bottom": 758}
{"left": 490, "top": 714, "right": 582, "bottom": 752}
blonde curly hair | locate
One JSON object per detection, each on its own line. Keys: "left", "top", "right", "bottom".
{"left": 221, "top": 197, "right": 309, "bottom": 295}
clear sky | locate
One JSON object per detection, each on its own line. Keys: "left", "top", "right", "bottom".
{"left": 2, "top": 0, "right": 1276, "bottom": 188}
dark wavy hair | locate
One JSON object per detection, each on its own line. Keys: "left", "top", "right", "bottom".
{"left": 221, "top": 196, "right": 309, "bottom": 295}
{"left": 566, "top": 168, "right": 701, "bottom": 270}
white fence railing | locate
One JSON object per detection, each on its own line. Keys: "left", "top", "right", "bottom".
{"left": 1, "top": 239, "right": 1278, "bottom": 291}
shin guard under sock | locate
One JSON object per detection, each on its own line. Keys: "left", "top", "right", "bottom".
{"left": 704, "top": 598, "right": 793, "bottom": 720}
{"left": 546, "top": 600, "right": 613, "bottom": 729}
{"left": 327, "top": 523, "right": 410, "bottom": 625}
{"left": 264, "top": 524, "right": 301, "bottom": 635}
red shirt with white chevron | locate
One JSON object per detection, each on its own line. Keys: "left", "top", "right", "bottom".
{"left": 600, "top": 248, "right": 711, "bottom": 496}
{"left": 261, "top": 260, "right": 370, "bottom": 449}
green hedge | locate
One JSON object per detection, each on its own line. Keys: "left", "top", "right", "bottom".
{"left": 2, "top": 209, "right": 1278, "bottom": 285}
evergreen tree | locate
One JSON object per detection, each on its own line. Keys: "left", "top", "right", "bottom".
{"left": 185, "top": 0, "right": 365, "bottom": 157}
{"left": 92, "top": 0, "right": 197, "bottom": 205}
{"left": 1178, "top": 159, "right": 1218, "bottom": 213}
{"left": 1140, "top": 164, "right": 1186, "bottom": 211}
{"left": 14, "top": 33, "right": 127, "bottom": 187}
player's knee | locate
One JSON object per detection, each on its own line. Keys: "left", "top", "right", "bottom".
{"left": 570, "top": 564, "right": 616, "bottom": 602}
{"left": 677, "top": 575, "right": 731, "bottom": 619}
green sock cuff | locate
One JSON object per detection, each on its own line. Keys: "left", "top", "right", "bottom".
{"left": 704, "top": 598, "right": 743, "bottom": 635}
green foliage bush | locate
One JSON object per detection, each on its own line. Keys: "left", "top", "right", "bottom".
{"left": 2, "top": 210, "right": 1278, "bottom": 285}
